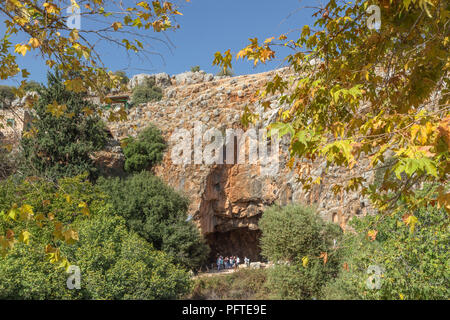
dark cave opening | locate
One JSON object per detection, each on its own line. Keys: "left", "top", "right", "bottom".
{"left": 206, "top": 228, "right": 262, "bottom": 263}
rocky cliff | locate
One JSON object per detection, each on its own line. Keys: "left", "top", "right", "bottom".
{"left": 106, "top": 69, "right": 374, "bottom": 260}
{"left": 1, "top": 69, "right": 373, "bottom": 261}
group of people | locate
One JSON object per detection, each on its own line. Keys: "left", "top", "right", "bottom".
{"left": 216, "top": 255, "right": 250, "bottom": 271}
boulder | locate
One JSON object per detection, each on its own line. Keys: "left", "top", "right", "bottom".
{"left": 174, "top": 71, "right": 215, "bottom": 85}
{"left": 128, "top": 72, "right": 172, "bottom": 89}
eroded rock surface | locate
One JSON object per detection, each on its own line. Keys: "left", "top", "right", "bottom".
{"left": 1, "top": 68, "right": 373, "bottom": 259}
{"left": 107, "top": 68, "right": 373, "bottom": 258}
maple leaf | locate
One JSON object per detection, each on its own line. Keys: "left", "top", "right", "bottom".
{"left": 63, "top": 229, "right": 79, "bottom": 245}
{"left": 14, "top": 44, "right": 30, "bottom": 56}
{"left": 302, "top": 256, "right": 309, "bottom": 267}
{"left": 112, "top": 22, "right": 123, "bottom": 31}
{"left": 28, "top": 37, "right": 40, "bottom": 48}
{"left": 343, "top": 262, "right": 349, "bottom": 271}
{"left": 319, "top": 252, "right": 328, "bottom": 265}
{"left": 367, "top": 229, "right": 378, "bottom": 241}
{"left": 19, "top": 231, "right": 31, "bottom": 245}
{"left": 402, "top": 214, "right": 418, "bottom": 233}
{"left": 65, "top": 78, "right": 84, "bottom": 93}
{"left": 43, "top": 2, "right": 59, "bottom": 14}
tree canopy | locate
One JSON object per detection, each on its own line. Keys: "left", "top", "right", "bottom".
{"left": 214, "top": 0, "right": 449, "bottom": 224}
{"left": 0, "top": 0, "right": 183, "bottom": 104}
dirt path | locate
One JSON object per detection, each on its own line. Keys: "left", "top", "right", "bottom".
{"left": 193, "top": 268, "right": 240, "bottom": 279}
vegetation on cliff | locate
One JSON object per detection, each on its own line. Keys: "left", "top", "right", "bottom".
{"left": 122, "top": 124, "right": 166, "bottom": 173}
{"left": 131, "top": 78, "right": 163, "bottom": 105}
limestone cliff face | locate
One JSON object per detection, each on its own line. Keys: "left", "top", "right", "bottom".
{"left": 107, "top": 69, "right": 374, "bottom": 260}
{"left": 1, "top": 69, "right": 373, "bottom": 260}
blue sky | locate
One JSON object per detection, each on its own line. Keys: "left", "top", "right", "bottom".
{"left": 0, "top": 0, "right": 318, "bottom": 86}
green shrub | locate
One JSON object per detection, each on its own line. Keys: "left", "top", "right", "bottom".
{"left": 63, "top": 214, "right": 192, "bottom": 299}
{"left": 131, "top": 78, "right": 162, "bottom": 105}
{"left": 0, "top": 85, "right": 15, "bottom": 108}
{"left": 98, "top": 171, "right": 209, "bottom": 270}
{"left": 113, "top": 70, "right": 129, "bottom": 85}
{"left": 216, "top": 68, "right": 234, "bottom": 77}
{"left": 0, "top": 175, "right": 192, "bottom": 299}
{"left": 23, "top": 80, "right": 41, "bottom": 92}
{"left": 20, "top": 72, "right": 108, "bottom": 180}
{"left": 123, "top": 124, "right": 166, "bottom": 173}
{"left": 322, "top": 187, "right": 450, "bottom": 300}
{"left": 259, "top": 204, "right": 342, "bottom": 299}
{"left": 190, "top": 65, "right": 200, "bottom": 72}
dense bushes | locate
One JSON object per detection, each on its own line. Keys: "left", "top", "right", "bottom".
{"left": 123, "top": 124, "right": 166, "bottom": 172}
{"left": 131, "top": 78, "right": 163, "bottom": 105}
{"left": 259, "top": 205, "right": 342, "bottom": 299}
{"left": 98, "top": 171, "right": 209, "bottom": 270}
{"left": 257, "top": 199, "right": 448, "bottom": 300}
{"left": 20, "top": 72, "right": 108, "bottom": 180}
{"left": 322, "top": 188, "right": 450, "bottom": 300}
{"left": 0, "top": 175, "right": 192, "bottom": 299}
{"left": 62, "top": 214, "right": 192, "bottom": 299}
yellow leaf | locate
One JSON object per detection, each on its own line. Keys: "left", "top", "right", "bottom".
{"left": 43, "top": 2, "right": 59, "bottom": 14}
{"left": 63, "top": 229, "right": 79, "bottom": 245}
{"left": 19, "top": 231, "right": 31, "bottom": 245}
{"left": 302, "top": 256, "right": 309, "bottom": 267}
{"left": 78, "top": 201, "right": 90, "bottom": 216}
{"left": 112, "top": 22, "right": 123, "bottom": 31}
{"left": 46, "top": 60, "right": 56, "bottom": 68}
{"left": 367, "top": 230, "right": 378, "bottom": 241}
{"left": 19, "top": 204, "right": 34, "bottom": 220}
{"left": 70, "top": 29, "right": 79, "bottom": 42}
{"left": 14, "top": 44, "right": 30, "bottom": 56}
{"left": 403, "top": 214, "right": 418, "bottom": 233}
{"left": 137, "top": 1, "right": 150, "bottom": 10}
{"left": 65, "top": 79, "right": 84, "bottom": 93}
{"left": 28, "top": 37, "right": 40, "bottom": 48}
{"left": 264, "top": 37, "right": 275, "bottom": 44}
{"left": 70, "top": 0, "right": 80, "bottom": 9}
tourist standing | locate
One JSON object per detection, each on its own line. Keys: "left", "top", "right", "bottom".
{"left": 235, "top": 256, "right": 240, "bottom": 269}
{"left": 217, "top": 256, "right": 222, "bottom": 271}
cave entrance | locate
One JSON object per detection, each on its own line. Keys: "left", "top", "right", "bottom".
{"left": 206, "top": 228, "right": 262, "bottom": 263}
